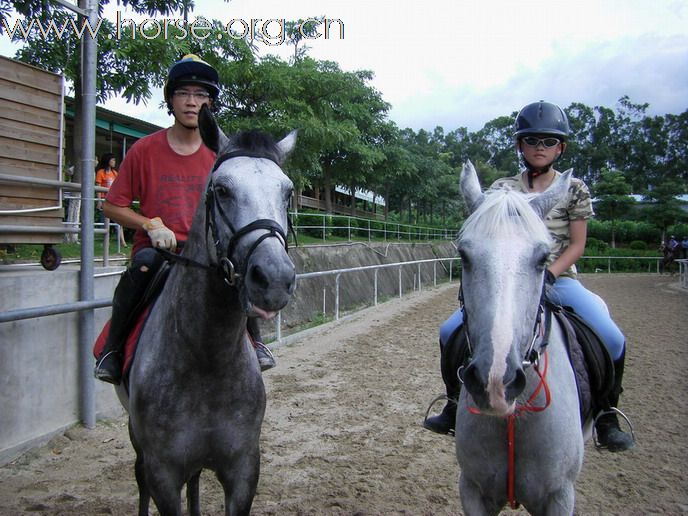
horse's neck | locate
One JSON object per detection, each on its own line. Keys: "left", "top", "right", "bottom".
{"left": 160, "top": 252, "right": 247, "bottom": 347}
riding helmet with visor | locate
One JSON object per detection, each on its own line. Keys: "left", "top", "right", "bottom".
{"left": 164, "top": 54, "right": 220, "bottom": 111}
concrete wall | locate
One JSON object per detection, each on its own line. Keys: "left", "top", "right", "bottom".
{"left": 0, "top": 241, "right": 458, "bottom": 465}
{"left": 0, "top": 266, "right": 125, "bottom": 465}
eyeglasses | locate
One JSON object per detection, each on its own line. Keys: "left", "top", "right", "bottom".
{"left": 173, "top": 90, "right": 211, "bottom": 101}
{"left": 521, "top": 136, "right": 561, "bottom": 148}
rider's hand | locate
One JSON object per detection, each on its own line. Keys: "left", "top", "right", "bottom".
{"left": 142, "top": 217, "right": 176, "bottom": 251}
{"left": 544, "top": 269, "right": 557, "bottom": 302}
{"left": 544, "top": 269, "right": 556, "bottom": 286}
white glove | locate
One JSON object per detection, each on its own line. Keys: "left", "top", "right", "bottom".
{"left": 142, "top": 217, "right": 176, "bottom": 250}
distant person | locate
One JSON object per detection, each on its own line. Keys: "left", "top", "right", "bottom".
{"left": 681, "top": 236, "right": 688, "bottom": 259}
{"left": 667, "top": 235, "right": 679, "bottom": 254}
{"left": 95, "top": 153, "right": 126, "bottom": 247}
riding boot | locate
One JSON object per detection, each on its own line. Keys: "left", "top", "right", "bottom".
{"left": 94, "top": 250, "right": 164, "bottom": 385}
{"left": 424, "top": 332, "right": 465, "bottom": 435}
{"left": 248, "top": 317, "right": 275, "bottom": 372}
{"left": 595, "top": 350, "right": 635, "bottom": 452}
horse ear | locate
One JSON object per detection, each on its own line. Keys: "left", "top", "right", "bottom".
{"left": 530, "top": 168, "right": 573, "bottom": 219}
{"left": 276, "top": 130, "right": 298, "bottom": 163}
{"left": 198, "top": 104, "right": 229, "bottom": 154}
{"left": 460, "top": 160, "right": 485, "bottom": 214}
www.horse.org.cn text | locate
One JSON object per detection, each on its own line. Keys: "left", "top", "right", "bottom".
{"left": 1, "top": 13, "right": 345, "bottom": 46}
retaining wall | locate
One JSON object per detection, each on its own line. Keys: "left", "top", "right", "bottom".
{"left": 0, "top": 241, "right": 458, "bottom": 464}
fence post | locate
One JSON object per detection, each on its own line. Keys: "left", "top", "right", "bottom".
{"left": 417, "top": 263, "right": 422, "bottom": 291}
{"left": 368, "top": 220, "right": 371, "bottom": 243}
{"left": 374, "top": 269, "right": 378, "bottom": 306}
{"left": 348, "top": 217, "right": 351, "bottom": 241}
{"left": 398, "top": 266, "right": 402, "bottom": 298}
{"left": 275, "top": 312, "right": 282, "bottom": 343}
{"left": 335, "top": 273, "right": 341, "bottom": 320}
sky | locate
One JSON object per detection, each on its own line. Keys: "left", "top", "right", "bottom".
{"left": 2, "top": 0, "right": 687, "bottom": 132}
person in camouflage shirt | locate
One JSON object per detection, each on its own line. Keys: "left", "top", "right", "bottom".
{"left": 489, "top": 172, "right": 593, "bottom": 279}
{"left": 424, "top": 101, "right": 634, "bottom": 453}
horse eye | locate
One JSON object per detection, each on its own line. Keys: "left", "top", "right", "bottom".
{"left": 214, "top": 185, "right": 229, "bottom": 197}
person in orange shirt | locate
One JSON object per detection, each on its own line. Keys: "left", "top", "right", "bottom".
{"left": 95, "top": 153, "right": 127, "bottom": 247}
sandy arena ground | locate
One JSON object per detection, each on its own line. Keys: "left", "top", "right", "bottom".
{"left": 0, "top": 274, "right": 686, "bottom": 515}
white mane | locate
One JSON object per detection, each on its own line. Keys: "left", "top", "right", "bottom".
{"left": 459, "top": 187, "right": 551, "bottom": 245}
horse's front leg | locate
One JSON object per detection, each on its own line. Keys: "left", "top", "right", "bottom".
{"left": 216, "top": 450, "right": 261, "bottom": 516}
{"left": 134, "top": 452, "right": 150, "bottom": 516}
{"left": 458, "top": 473, "right": 503, "bottom": 516}
{"left": 143, "top": 459, "right": 185, "bottom": 516}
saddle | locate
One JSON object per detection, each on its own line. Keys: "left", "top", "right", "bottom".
{"left": 92, "top": 259, "right": 171, "bottom": 380}
{"left": 551, "top": 304, "right": 615, "bottom": 423}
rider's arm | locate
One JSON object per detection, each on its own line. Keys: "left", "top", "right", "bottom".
{"left": 548, "top": 218, "right": 587, "bottom": 278}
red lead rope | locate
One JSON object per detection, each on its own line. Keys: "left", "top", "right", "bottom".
{"left": 468, "top": 350, "right": 552, "bottom": 509}
{"left": 508, "top": 350, "right": 551, "bottom": 508}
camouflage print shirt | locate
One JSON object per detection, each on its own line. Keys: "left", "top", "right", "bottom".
{"left": 489, "top": 171, "right": 594, "bottom": 278}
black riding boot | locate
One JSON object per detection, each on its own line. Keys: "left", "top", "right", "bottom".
{"left": 424, "top": 333, "right": 465, "bottom": 435}
{"left": 248, "top": 317, "right": 275, "bottom": 372}
{"left": 94, "top": 249, "right": 165, "bottom": 385}
{"left": 595, "top": 350, "right": 635, "bottom": 452}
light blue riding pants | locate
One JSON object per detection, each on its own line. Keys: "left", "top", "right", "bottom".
{"left": 439, "top": 277, "right": 626, "bottom": 361}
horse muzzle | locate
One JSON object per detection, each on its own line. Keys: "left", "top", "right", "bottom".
{"left": 241, "top": 239, "right": 296, "bottom": 315}
{"left": 461, "top": 360, "right": 526, "bottom": 416}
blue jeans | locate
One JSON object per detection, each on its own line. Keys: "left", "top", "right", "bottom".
{"left": 439, "top": 277, "right": 626, "bottom": 361}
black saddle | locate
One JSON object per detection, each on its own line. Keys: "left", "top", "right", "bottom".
{"left": 551, "top": 304, "right": 615, "bottom": 424}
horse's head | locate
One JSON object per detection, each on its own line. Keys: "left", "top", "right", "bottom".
{"left": 198, "top": 105, "right": 297, "bottom": 319}
{"left": 457, "top": 160, "right": 572, "bottom": 416}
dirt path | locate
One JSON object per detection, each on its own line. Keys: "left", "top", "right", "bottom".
{"left": 0, "top": 274, "right": 686, "bottom": 515}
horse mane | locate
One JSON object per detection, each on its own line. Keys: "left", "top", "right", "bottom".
{"left": 459, "top": 187, "right": 551, "bottom": 244}
{"left": 224, "top": 130, "right": 282, "bottom": 163}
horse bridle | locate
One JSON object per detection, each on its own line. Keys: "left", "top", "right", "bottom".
{"left": 457, "top": 278, "right": 552, "bottom": 383}
{"left": 203, "top": 149, "right": 291, "bottom": 287}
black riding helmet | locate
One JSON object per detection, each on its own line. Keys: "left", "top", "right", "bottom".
{"left": 514, "top": 100, "right": 570, "bottom": 140}
{"left": 514, "top": 101, "right": 569, "bottom": 184}
{"left": 164, "top": 54, "right": 220, "bottom": 112}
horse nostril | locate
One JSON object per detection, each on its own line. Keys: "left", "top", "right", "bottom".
{"left": 505, "top": 368, "right": 526, "bottom": 401}
{"left": 249, "top": 264, "right": 270, "bottom": 290}
{"left": 462, "top": 363, "right": 484, "bottom": 393}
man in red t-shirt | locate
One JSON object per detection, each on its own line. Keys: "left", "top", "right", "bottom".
{"left": 95, "top": 54, "right": 275, "bottom": 384}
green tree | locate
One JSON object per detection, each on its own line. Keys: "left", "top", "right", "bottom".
{"left": 592, "top": 168, "right": 635, "bottom": 247}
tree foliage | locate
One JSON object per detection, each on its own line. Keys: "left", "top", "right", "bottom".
{"left": 3, "top": 1, "right": 686, "bottom": 234}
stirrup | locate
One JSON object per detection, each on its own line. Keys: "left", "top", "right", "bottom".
{"left": 423, "top": 394, "right": 457, "bottom": 433}
{"left": 593, "top": 407, "right": 636, "bottom": 449}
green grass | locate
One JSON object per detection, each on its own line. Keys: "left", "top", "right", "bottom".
{"left": 0, "top": 235, "right": 129, "bottom": 264}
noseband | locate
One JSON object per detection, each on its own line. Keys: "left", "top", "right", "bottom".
{"left": 205, "top": 150, "right": 289, "bottom": 287}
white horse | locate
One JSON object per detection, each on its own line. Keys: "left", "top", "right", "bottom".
{"left": 454, "top": 161, "right": 587, "bottom": 515}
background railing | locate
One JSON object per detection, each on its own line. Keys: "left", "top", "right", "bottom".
{"left": 291, "top": 211, "right": 457, "bottom": 242}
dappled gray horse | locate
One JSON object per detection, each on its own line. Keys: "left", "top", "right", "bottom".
{"left": 454, "top": 161, "right": 586, "bottom": 515}
{"left": 116, "top": 105, "right": 297, "bottom": 516}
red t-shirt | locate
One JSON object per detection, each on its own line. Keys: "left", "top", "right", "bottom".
{"left": 106, "top": 129, "right": 215, "bottom": 255}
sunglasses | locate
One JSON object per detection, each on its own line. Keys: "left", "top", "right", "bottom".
{"left": 522, "top": 136, "right": 561, "bottom": 148}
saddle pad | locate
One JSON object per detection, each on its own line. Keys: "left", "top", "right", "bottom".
{"left": 93, "top": 305, "right": 152, "bottom": 377}
{"left": 553, "top": 306, "right": 615, "bottom": 423}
